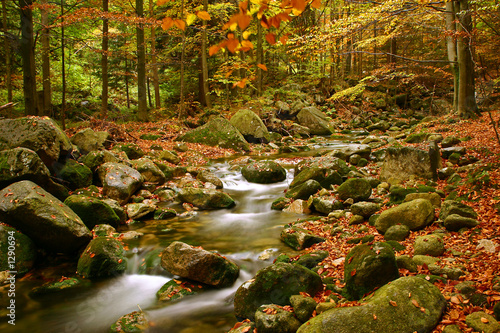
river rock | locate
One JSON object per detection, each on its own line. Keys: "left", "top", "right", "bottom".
{"left": 291, "top": 158, "right": 345, "bottom": 190}
{"left": 52, "top": 159, "right": 93, "bottom": 190}
{"left": 126, "top": 202, "right": 155, "bottom": 220}
{"left": 0, "top": 225, "right": 36, "bottom": 276}
{"left": 344, "top": 242, "right": 399, "bottom": 300}
{"left": 444, "top": 214, "right": 480, "bottom": 231}
{"left": 156, "top": 278, "right": 205, "bottom": 302}
{"left": 0, "top": 117, "right": 73, "bottom": 168}
{"left": 414, "top": 234, "right": 446, "bottom": 256}
{"left": 0, "top": 147, "right": 68, "bottom": 200}
{"left": 178, "top": 187, "right": 235, "bottom": 209}
{"left": 77, "top": 236, "right": 127, "bottom": 279}
{"left": 312, "top": 196, "right": 343, "bottom": 215}
{"left": 109, "top": 311, "right": 149, "bottom": 333}
{"left": 404, "top": 192, "right": 442, "bottom": 208}
{"left": 350, "top": 201, "right": 380, "bottom": 218}
{"left": 81, "top": 150, "right": 120, "bottom": 171}
{"left": 130, "top": 157, "right": 166, "bottom": 185}
{"left": 465, "top": 311, "right": 500, "bottom": 333}
{"left": 196, "top": 170, "right": 223, "bottom": 189}
{"left": 102, "top": 198, "right": 128, "bottom": 223}
{"left": 290, "top": 294, "right": 317, "bottom": 322}
{"left": 160, "top": 241, "right": 239, "bottom": 288}
{"left": 113, "top": 143, "right": 145, "bottom": 160}
{"left": 230, "top": 109, "right": 271, "bottom": 143}
{"left": 234, "top": 262, "right": 323, "bottom": 320}
{"left": 295, "top": 250, "right": 329, "bottom": 269}
{"left": 64, "top": 195, "right": 121, "bottom": 229}
{"left": 70, "top": 128, "right": 110, "bottom": 155}
{"left": 384, "top": 224, "right": 410, "bottom": 241}
{"left": 327, "top": 144, "right": 371, "bottom": 161}
{"left": 255, "top": 304, "right": 302, "bottom": 333}
{"left": 242, "top": 160, "right": 286, "bottom": 184}
{"left": 439, "top": 200, "right": 478, "bottom": 220}
{"left": 281, "top": 226, "right": 325, "bottom": 250}
{"left": 97, "top": 162, "right": 144, "bottom": 204}
{"left": 296, "top": 106, "right": 332, "bottom": 135}
{"left": 380, "top": 147, "right": 439, "bottom": 182}
{"left": 175, "top": 117, "right": 250, "bottom": 152}
{"left": 285, "top": 179, "right": 321, "bottom": 200}
{"left": 282, "top": 199, "right": 311, "bottom": 214}
{"left": 375, "top": 198, "right": 435, "bottom": 234}
{"left": 336, "top": 178, "right": 372, "bottom": 202}
{"left": 29, "top": 277, "right": 91, "bottom": 297}
{"left": 0, "top": 180, "right": 91, "bottom": 253}
{"left": 298, "top": 276, "right": 446, "bottom": 333}
{"left": 158, "top": 150, "right": 181, "bottom": 165}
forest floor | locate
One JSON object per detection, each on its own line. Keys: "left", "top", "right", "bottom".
{"left": 68, "top": 109, "right": 500, "bottom": 332}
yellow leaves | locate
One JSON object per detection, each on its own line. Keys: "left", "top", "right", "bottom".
{"left": 186, "top": 13, "right": 197, "bottom": 26}
{"left": 197, "top": 11, "right": 211, "bottom": 20}
{"left": 240, "top": 39, "right": 254, "bottom": 51}
{"left": 242, "top": 31, "right": 252, "bottom": 39}
{"left": 257, "top": 64, "right": 268, "bottom": 71}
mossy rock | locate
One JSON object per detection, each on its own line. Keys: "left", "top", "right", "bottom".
{"left": 139, "top": 134, "right": 161, "bottom": 141}
{"left": 178, "top": 187, "right": 235, "bottom": 209}
{"left": 389, "top": 186, "right": 418, "bottom": 204}
{"left": 255, "top": 304, "right": 302, "bottom": 333}
{"left": 242, "top": 160, "right": 287, "bottom": 184}
{"left": 375, "top": 199, "right": 435, "bottom": 234}
{"left": 64, "top": 195, "right": 121, "bottom": 229}
{"left": 156, "top": 278, "right": 206, "bottom": 302}
{"left": 109, "top": 311, "right": 149, "bottom": 333}
{"left": 271, "top": 197, "right": 292, "bottom": 210}
{"left": 285, "top": 179, "right": 322, "bottom": 200}
{"left": 114, "top": 143, "right": 145, "bottom": 160}
{"left": 337, "top": 178, "right": 372, "bottom": 202}
{"left": 0, "top": 225, "right": 37, "bottom": 276}
{"left": 76, "top": 237, "right": 127, "bottom": 279}
{"left": 414, "top": 234, "right": 445, "bottom": 257}
{"left": 30, "top": 277, "right": 91, "bottom": 297}
{"left": 295, "top": 250, "right": 329, "bottom": 269}
{"left": 280, "top": 226, "right": 325, "bottom": 250}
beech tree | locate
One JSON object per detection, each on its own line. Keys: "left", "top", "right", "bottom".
{"left": 20, "top": 0, "right": 38, "bottom": 115}
{"left": 137, "top": 0, "right": 148, "bottom": 121}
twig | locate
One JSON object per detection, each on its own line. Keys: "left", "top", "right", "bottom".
{"left": 487, "top": 110, "right": 500, "bottom": 146}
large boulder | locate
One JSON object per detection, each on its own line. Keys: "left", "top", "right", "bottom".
{"left": 296, "top": 107, "right": 332, "bottom": 135}
{"left": 255, "top": 304, "right": 302, "bottom": 333}
{"left": 230, "top": 109, "right": 271, "bottom": 143}
{"left": 298, "top": 276, "right": 446, "bottom": 333}
{"left": 0, "top": 117, "right": 73, "bottom": 168}
{"left": 285, "top": 179, "right": 321, "bottom": 200}
{"left": 327, "top": 144, "right": 371, "bottom": 161}
{"left": 97, "top": 162, "right": 144, "bottom": 204}
{"left": 0, "top": 147, "right": 68, "bottom": 199}
{"left": 130, "top": 157, "right": 166, "bottom": 185}
{"left": 77, "top": 237, "right": 127, "bottom": 279}
{"left": 0, "top": 180, "right": 92, "bottom": 253}
{"left": 414, "top": 234, "right": 445, "bottom": 257}
{"left": 178, "top": 187, "right": 235, "bottom": 209}
{"left": 52, "top": 159, "right": 93, "bottom": 190}
{"left": 337, "top": 178, "right": 372, "bottom": 202}
{"left": 291, "top": 156, "right": 349, "bottom": 189}
{"left": 0, "top": 225, "right": 36, "bottom": 276}
{"left": 380, "top": 146, "right": 440, "bottom": 182}
{"left": 375, "top": 198, "right": 435, "bottom": 234}
{"left": 175, "top": 117, "right": 250, "bottom": 152}
{"left": 439, "top": 200, "right": 478, "bottom": 220}
{"left": 81, "top": 150, "right": 120, "bottom": 171}
{"left": 344, "top": 242, "right": 399, "bottom": 300}
{"left": 234, "top": 262, "right": 323, "bottom": 320}
{"left": 64, "top": 195, "right": 121, "bottom": 229}
{"left": 242, "top": 160, "right": 287, "bottom": 184}
{"left": 70, "top": 128, "right": 110, "bottom": 155}
{"left": 160, "top": 241, "right": 239, "bottom": 288}
{"left": 281, "top": 226, "right": 325, "bottom": 250}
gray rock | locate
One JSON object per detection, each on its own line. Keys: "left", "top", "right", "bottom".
{"left": 444, "top": 214, "right": 480, "bottom": 231}
{"left": 0, "top": 180, "right": 91, "bottom": 253}
{"left": 175, "top": 117, "right": 250, "bottom": 152}
{"left": 242, "top": 160, "right": 286, "bottom": 184}
{"left": 298, "top": 276, "right": 446, "bottom": 333}
{"left": 230, "top": 109, "right": 271, "bottom": 143}
{"left": 312, "top": 196, "right": 343, "bottom": 215}
{"left": 350, "top": 201, "right": 380, "bottom": 218}
{"left": 375, "top": 199, "right": 435, "bottom": 234}
{"left": 158, "top": 150, "right": 181, "bottom": 165}
{"left": 439, "top": 200, "right": 477, "bottom": 220}
{"left": 178, "top": 187, "right": 235, "bottom": 209}
{"left": 296, "top": 107, "right": 332, "bottom": 135}
{"left": 160, "top": 241, "right": 239, "bottom": 288}
{"left": 380, "top": 147, "right": 439, "bottom": 182}
{"left": 337, "top": 178, "right": 372, "bottom": 202}
{"left": 344, "top": 242, "right": 399, "bottom": 300}
{"left": 442, "top": 147, "right": 466, "bottom": 159}
{"left": 291, "top": 157, "right": 346, "bottom": 189}
{"left": 70, "top": 128, "right": 110, "bottom": 155}
{"left": 404, "top": 192, "right": 442, "bottom": 208}
{"left": 196, "top": 170, "right": 223, "bottom": 189}
{"left": 77, "top": 237, "right": 126, "bottom": 278}
{"left": 327, "top": 144, "right": 371, "bottom": 161}
{"left": 255, "top": 304, "right": 302, "bottom": 333}
{"left": 81, "top": 150, "right": 120, "bottom": 171}
{"left": 285, "top": 179, "right": 321, "bottom": 200}
{"left": 281, "top": 226, "right": 325, "bottom": 250}
{"left": 126, "top": 202, "right": 156, "bottom": 220}
{"left": 64, "top": 195, "right": 121, "bottom": 229}
{"left": 414, "top": 234, "right": 446, "bottom": 257}
{"left": 97, "top": 162, "right": 144, "bottom": 204}
{"left": 384, "top": 224, "right": 410, "bottom": 241}
{"left": 234, "top": 262, "right": 323, "bottom": 320}
{"left": 130, "top": 157, "right": 166, "bottom": 185}
{"left": 0, "top": 225, "right": 36, "bottom": 275}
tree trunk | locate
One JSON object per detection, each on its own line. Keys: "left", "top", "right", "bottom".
{"left": 445, "top": 1, "right": 459, "bottom": 112}
{"left": 2, "top": 0, "right": 12, "bottom": 116}
{"left": 101, "top": 0, "right": 109, "bottom": 118}
{"left": 20, "top": 0, "right": 38, "bottom": 116}
{"left": 178, "top": 0, "right": 186, "bottom": 119}
{"left": 125, "top": 59, "right": 130, "bottom": 109}
{"left": 40, "top": 0, "right": 51, "bottom": 116}
{"left": 199, "top": 0, "right": 211, "bottom": 106}
{"left": 149, "top": 0, "right": 161, "bottom": 109}
{"left": 456, "top": 0, "right": 478, "bottom": 118}
{"left": 60, "top": 0, "right": 65, "bottom": 129}
{"left": 136, "top": 0, "right": 148, "bottom": 121}
{"left": 256, "top": 22, "right": 263, "bottom": 96}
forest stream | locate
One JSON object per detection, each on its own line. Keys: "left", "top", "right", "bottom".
{"left": 2, "top": 139, "right": 355, "bottom": 333}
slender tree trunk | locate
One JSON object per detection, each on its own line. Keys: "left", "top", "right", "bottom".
{"left": 125, "top": 59, "right": 130, "bottom": 109}
{"left": 101, "top": 0, "right": 109, "bottom": 118}
{"left": 199, "top": 0, "right": 211, "bottom": 106}
{"left": 41, "top": 0, "right": 51, "bottom": 116}
{"left": 60, "top": 0, "right": 66, "bottom": 129}
{"left": 149, "top": 0, "right": 161, "bottom": 109}
{"left": 256, "top": 22, "right": 263, "bottom": 96}
{"left": 178, "top": 0, "right": 186, "bottom": 119}
{"left": 445, "top": 1, "right": 459, "bottom": 112}
{"left": 20, "top": 0, "right": 38, "bottom": 116}
{"left": 456, "top": 0, "right": 478, "bottom": 118}
{"left": 136, "top": 0, "right": 148, "bottom": 121}
{"left": 2, "top": 0, "right": 12, "bottom": 116}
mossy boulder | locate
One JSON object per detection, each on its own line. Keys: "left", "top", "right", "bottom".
{"left": 0, "top": 180, "right": 91, "bottom": 253}
{"left": 384, "top": 224, "right": 410, "bottom": 241}
{"left": 0, "top": 117, "right": 73, "bottom": 168}
{"left": 439, "top": 200, "right": 477, "bottom": 220}
{"left": 64, "top": 195, "right": 121, "bottom": 229}
{"left": 280, "top": 226, "right": 326, "bottom": 250}
{"left": 53, "top": 159, "right": 93, "bottom": 190}
{"left": 81, "top": 150, "right": 120, "bottom": 171}
{"left": 285, "top": 179, "right": 321, "bottom": 200}
{"left": 296, "top": 106, "right": 332, "bottom": 135}
{"left": 444, "top": 214, "right": 480, "bottom": 231}
{"left": 126, "top": 202, "right": 155, "bottom": 220}
{"left": 0, "top": 225, "right": 36, "bottom": 276}
{"left": 156, "top": 278, "right": 206, "bottom": 302}
{"left": 158, "top": 150, "right": 181, "bottom": 165}
{"left": 337, "top": 178, "right": 372, "bottom": 202}
{"left": 350, "top": 201, "right": 380, "bottom": 218}
{"left": 97, "top": 162, "right": 144, "bottom": 204}
{"left": 175, "top": 117, "right": 250, "bottom": 152}
{"left": 70, "top": 128, "right": 110, "bottom": 155}
{"left": 295, "top": 250, "right": 329, "bottom": 269}
{"left": 465, "top": 311, "right": 500, "bottom": 333}
{"left": 178, "top": 187, "right": 235, "bottom": 209}
{"left": 292, "top": 156, "right": 349, "bottom": 188}
{"left": 375, "top": 199, "right": 435, "bottom": 234}
{"left": 234, "top": 262, "right": 323, "bottom": 320}
{"left": 298, "top": 276, "right": 446, "bottom": 333}
{"left": 380, "top": 147, "right": 439, "bottom": 182}
{"left": 255, "top": 304, "right": 302, "bottom": 333}
{"left": 414, "top": 234, "right": 446, "bottom": 257}
{"left": 344, "top": 242, "right": 399, "bottom": 300}
{"left": 404, "top": 192, "right": 442, "bottom": 208}
{"left": 29, "top": 277, "right": 90, "bottom": 297}
{"left": 196, "top": 170, "right": 223, "bottom": 189}
{"left": 242, "top": 160, "right": 287, "bottom": 184}
{"left": 290, "top": 294, "right": 317, "bottom": 322}
{"left": 76, "top": 237, "right": 127, "bottom": 279}
{"left": 109, "top": 311, "right": 149, "bottom": 333}
{"left": 113, "top": 143, "right": 145, "bottom": 160}
{"left": 130, "top": 157, "right": 166, "bottom": 185}
{"left": 160, "top": 241, "right": 239, "bottom": 288}
{"left": 230, "top": 108, "right": 271, "bottom": 143}
{"left": 312, "top": 196, "right": 343, "bottom": 215}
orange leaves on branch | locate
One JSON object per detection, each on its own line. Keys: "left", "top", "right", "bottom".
{"left": 310, "top": 0, "right": 321, "bottom": 9}
{"left": 173, "top": 19, "right": 186, "bottom": 31}
{"left": 291, "top": 0, "right": 306, "bottom": 15}
{"left": 209, "top": 45, "right": 220, "bottom": 56}
{"left": 157, "top": 0, "right": 169, "bottom": 5}
{"left": 257, "top": 64, "right": 268, "bottom": 71}
{"left": 266, "top": 33, "right": 276, "bottom": 45}
{"left": 196, "top": 11, "right": 211, "bottom": 21}
{"left": 233, "top": 78, "right": 247, "bottom": 89}
{"left": 161, "top": 17, "right": 185, "bottom": 31}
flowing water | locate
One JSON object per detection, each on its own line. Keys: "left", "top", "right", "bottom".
{"left": 2, "top": 139, "right": 357, "bottom": 333}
